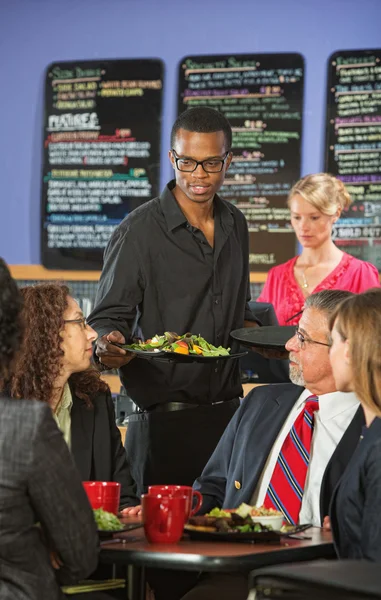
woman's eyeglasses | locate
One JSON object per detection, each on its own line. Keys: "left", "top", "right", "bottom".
{"left": 64, "top": 317, "right": 88, "bottom": 330}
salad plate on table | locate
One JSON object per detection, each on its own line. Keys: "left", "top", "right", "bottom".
{"left": 114, "top": 331, "right": 247, "bottom": 363}
{"left": 184, "top": 504, "right": 311, "bottom": 543}
{"left": 93, "top": 508, "right": 142, "bottom": 538}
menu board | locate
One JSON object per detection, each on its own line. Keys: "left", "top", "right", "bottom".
{"left": 178, "top": 53, "right": 304, "bottom": 271}
{"left": 325, "top": 49, "right": 381, "bottom": 270}
{"left": 41, "top": 59, "right": 163, "bottom": 270}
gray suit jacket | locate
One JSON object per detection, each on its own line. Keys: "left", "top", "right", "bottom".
{"left": 0, "top": 397, "right": 99, "bottom": 600}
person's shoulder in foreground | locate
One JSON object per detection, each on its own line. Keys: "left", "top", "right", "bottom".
{"left": 0, "top": 395, "right": 99, "bottom": 599}
{"left": 0, "top": 257, "right": 99, "bottom": 600}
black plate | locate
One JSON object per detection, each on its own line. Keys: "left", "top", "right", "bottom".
{"left": 98, "top": 523, "right": 143, "bottom": 539}
{"left": 230, "top": 326, "right": 296, "bottom": 350}
{"left": 183, "top": 523, "right": 311, "bottom": 543}
{"left": 121, "top": 348, "right": 248, "bottom": 363}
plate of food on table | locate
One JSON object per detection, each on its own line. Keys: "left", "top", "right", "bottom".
{"left": 184, "top": 504, "right": 311, "bottom": 543}
{"left": 114, "top": 331, "right": 247, "bottom": 363}
{"left": 93, "top": 508, "right": 142, "bottom": 538}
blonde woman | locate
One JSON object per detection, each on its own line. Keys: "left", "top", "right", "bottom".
{"left": 258, "top": 173, "right": 379, "bottom": 325}
{"left": 328, "top": 288, "right": 381, "bottom": 560}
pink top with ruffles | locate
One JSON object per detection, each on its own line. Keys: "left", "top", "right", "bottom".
{"left": 257, "top": 252, "right": 380, "bottom": 326}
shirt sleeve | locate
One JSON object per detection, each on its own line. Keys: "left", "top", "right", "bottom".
{"left": 28, "top": 406, "right": 99, "bottom": 584}
{"left": 87, "top": 223, "right": 145, "bottom": 341}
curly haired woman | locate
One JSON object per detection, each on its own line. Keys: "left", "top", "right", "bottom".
{"left": 7, "top": 283, "right": 139, "bottom": 511}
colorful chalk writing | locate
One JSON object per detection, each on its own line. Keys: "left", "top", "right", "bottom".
{"left": 325, "top": 49, "right": 381, "bottom": 270}
{"left": 41, "top": 59, "right": 163, "bottom": 270}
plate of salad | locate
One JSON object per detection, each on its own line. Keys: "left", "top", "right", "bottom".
{"left": 117, "top": 332, "right": 247, "bottom": 363}
{"left": 93, "top": 508, "right": 142, "bottom": 538}
{"left": 184, "top": 504, "right": 311, "bottom": 543}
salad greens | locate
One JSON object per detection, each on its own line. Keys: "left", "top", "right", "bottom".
{"left": 93, "top": 508, "right": 123, "bottom": 531}
{"left": 123, "top": 331, "right": 230, "bottom": 357}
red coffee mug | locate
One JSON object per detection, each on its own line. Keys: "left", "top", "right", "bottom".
{"left": 142, "top": 494, "right": 186, "bottom": 543}
{"left": 83, "top": 481, "right": 121, "bottom": 515}
{"left": 148, "top": 485, "right": 202, "bottom": 520}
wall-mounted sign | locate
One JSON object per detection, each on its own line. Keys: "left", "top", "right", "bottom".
{"left": 178, "top": 53, "right": 304, "bottom": 271}
{"left": 325, "top": 49, "right": 381, "bottom": 270}
{"left": 41, "top": 59, "right": 163, "bottom": 269}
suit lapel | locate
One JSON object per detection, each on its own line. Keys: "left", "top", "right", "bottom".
{"left": 240, "top": 385, "right": 303, "bottom": 502}
{"left": 70, "top": 388, "right": 95, "bottom": 481}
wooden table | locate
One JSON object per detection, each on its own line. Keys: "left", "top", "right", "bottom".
{"left": 100, "top": 524, "right": 334, "bottom": 600}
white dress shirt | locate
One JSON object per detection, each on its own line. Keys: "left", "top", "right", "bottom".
{"left": 250, "top": 389, "right": 359, "bottom": 526}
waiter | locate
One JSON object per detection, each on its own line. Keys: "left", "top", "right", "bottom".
{"left": 88, "top": 107, "right": 256, "bottom": 496}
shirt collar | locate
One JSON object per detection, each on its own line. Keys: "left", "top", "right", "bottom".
{"left": 159, "top": 180, "right": 234, "bottom": 233}
{"left": 299, "top": 388, "right": 359, "bottom": 422}
{"left": 56, "top": 382, "right": 73, "bottom": 414}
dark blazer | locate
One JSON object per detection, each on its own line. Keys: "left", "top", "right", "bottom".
{"left": 330, "top": 416, "right": 381, "bottom": 561}
{"left": 70, "top": 384, "right": 139, "bottom": 507}
{"left": 0, "top": 397, "right": 98, "bottom": 600}
{"left": 194, "top": 383, "right": 365, "bottom": 522}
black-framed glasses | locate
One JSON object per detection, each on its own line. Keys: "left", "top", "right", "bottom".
{"left": 64, "top": 317, "right": 88, "bottom": 330}
{"left": 295, "top": 329, "right": 332, "bottom": 349}
{"left": 171, "top": 149, "right": 230, "bottom": 173}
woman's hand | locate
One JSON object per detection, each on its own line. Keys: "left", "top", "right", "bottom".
{"left": 50, "top": 551, "right": 63, "bottom": 570}
{"left": 120, "top": 505, "right": 142, "bottom": 517}
{"left": 323, "top": 515, "right": 331, "bottom": 531}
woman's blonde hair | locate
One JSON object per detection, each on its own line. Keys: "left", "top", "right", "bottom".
{"left": 329, "top": 289, "right": 381, "bottom": 416}
{"left": 288, "top": 173, "right": 353, "bottom": 216}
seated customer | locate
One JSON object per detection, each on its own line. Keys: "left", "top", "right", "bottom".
{"left": 0, "top": 258, "right": 99, "bottom": 600}
{"left": 329, "top": 288, "right": 381, "bottom": 561}
{"left": 194, "top": 289, "right": 363, "bottom": 524}
{"left": 7, "top": 283, "right": 139, "bottom": 511}
{"left": 151, "top": 290, "right": 366, "bottom": 600}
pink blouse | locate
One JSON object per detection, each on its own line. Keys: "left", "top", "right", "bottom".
{"left": 257, "top": 253, "right": 380, "bottom": 326}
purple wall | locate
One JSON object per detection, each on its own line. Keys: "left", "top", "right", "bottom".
{"left": 1, "top": 0, "right": 380, "bottom": 264}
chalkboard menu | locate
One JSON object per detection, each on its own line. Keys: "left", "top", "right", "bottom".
{"left": 325, "top": 49, "right": 381, "bottom": 270}
{"left": 178, "top": 53, "right": 304, "bottom": 271}
{"left": 41, "top": 59, "right": 163, "bottom": 270}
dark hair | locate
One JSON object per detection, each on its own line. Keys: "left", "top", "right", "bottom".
{"left": 8, "top": 283, "right": 107, "bottom": 407}
{"left": 171, "top": 107, "right": 232, "bottom": 150}
{"left": 0, "top": 258, "right": 23, "bottom": 384}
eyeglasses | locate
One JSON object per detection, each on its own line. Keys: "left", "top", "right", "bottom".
{"left": 295, "top": 329, "right": 332, "bottom": 349}
{"left": 171, "top": 149, "right": 230, "bottom": 173}
{"left": 64, "top": 317, "right": 88, "bottom": 330}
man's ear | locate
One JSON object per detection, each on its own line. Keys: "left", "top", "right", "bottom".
{"left": 168, "top": 149, "right": 175, "bottom": 169}
{"left": 225, "top": 151, "right": 233, "bottom": 172}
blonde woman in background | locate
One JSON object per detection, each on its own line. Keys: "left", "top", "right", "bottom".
{"left": 328, "top": 288, "right": 381, "bottom": 560}
{"left": 258, "top": 173, "right": 380, "bottom": 325}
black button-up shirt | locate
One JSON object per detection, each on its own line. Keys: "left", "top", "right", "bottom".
{"left": 88, "top": 180, "right": 252, "bottom": 409}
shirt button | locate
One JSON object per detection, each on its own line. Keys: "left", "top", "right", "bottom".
{"left": 214, "top": 299, "right": 219, "bottom": 305}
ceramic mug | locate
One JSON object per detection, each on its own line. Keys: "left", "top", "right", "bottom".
{"left": 142, "top": 493, "right": 186, "bottom": 543}
{"left": 83, "top": 481, "right": 121, "bottom": 515}
{"left": 148, "top": 485, "right": 202, "bottom": 520}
